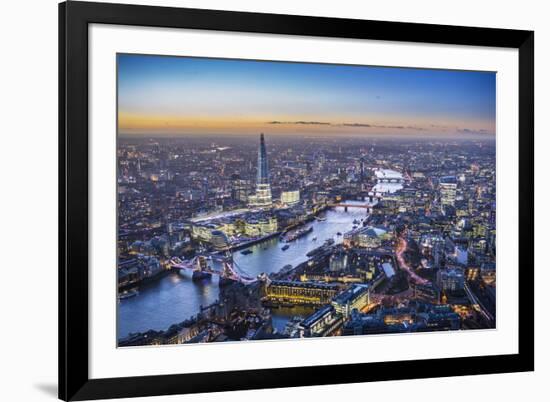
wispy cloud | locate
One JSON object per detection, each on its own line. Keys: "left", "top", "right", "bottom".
{"left": 267, "top": 120, "right": 430, "bottom": 131}
{"left": 267, "top": 121, "right": 331, "bottom": 125}
{"left": 341, "top": 123, "right": 372, "bottom": 128}
{"left": 457, "top": 128, "right": 492, "bottom": 135}
{"left": 265, "top": 120, "right": 494, "bottom": 135}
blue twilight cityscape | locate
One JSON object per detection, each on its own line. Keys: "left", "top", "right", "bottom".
{"left": 116, "top": 55, "right": 496, "bottom": 346}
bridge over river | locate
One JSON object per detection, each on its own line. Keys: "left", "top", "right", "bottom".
{"left": 117, "top": 201, "right": 368, "bottom": 338}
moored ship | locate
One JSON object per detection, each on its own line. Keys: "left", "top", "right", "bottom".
{"left": 282, "top": 226, "right": 313, "bottom": 242}
{"left": 118, "top": 288, "right": 139, "bottom": 300}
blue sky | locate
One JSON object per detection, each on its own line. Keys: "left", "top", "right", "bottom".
{"left": 118, "top": 53, "right": 496, "bottom": 137}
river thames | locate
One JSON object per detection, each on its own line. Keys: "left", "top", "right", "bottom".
{"left": 118, "top": 202, "right": 367, "bottom": 338}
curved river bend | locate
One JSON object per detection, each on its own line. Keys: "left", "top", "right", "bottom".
{"left": 118, "top": 202, "right": 367, "bottom": 338}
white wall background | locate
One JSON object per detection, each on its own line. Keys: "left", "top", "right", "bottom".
{"left": 0, "top": 0, "right": 545, "bottom": 401}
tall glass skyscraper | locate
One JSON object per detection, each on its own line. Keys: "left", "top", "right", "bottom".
{"left": 249, "top": 133, "right": 272, "bottom": 207}
{"left": 257, "top": 133, "right": 269, "bottom": 184}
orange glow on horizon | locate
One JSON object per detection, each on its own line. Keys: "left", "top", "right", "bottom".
{"left": 118, "top": 112, "right": 495, "bottom": 137}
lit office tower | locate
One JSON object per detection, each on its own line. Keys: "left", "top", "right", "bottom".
{"left": 439, "top": 176, "right": 458, "bottom": 207}
{"left": 231, "top": 173, "right": 250, "bottom": 203}
{"left": 249, "top": 133, "right": 273, "bottom": 208}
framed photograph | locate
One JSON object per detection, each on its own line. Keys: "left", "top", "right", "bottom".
{"left": 59, "top": 1, "right": 534, "bottom": 400}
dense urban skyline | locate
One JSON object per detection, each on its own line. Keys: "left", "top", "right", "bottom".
{"left": 118, "top": 54, "right": 496, "bottom": 137}
{"left": 116, "top": 54, "right": 496, "bottom": 347}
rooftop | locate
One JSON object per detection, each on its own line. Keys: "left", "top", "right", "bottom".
{"left": 269, "top": 280, "right": 338, "bottom": 290}
{"left": 332, "top": 284, "right": 369, "bottom": 305}
{"left": 374, "top": 169, "right": 403, "bottom": 180}
{"left": 440, "top": 176, "right": 458, "bottom": 184}
{"left": 300, "top": 305, "right": 335, "bottom": 328}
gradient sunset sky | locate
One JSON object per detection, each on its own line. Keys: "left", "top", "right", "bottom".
{"left": 117, "top": 54, "right": 496, "bottom": 137}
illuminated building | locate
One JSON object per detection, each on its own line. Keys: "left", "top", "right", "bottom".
{"left": 244, "top": 215, "right": 278, "bottom": 237}
{"left": 420, "top": 233, "right": 445, "bottom": 254}
{"left": 190, "top": 223, "right": 217, "bottom": 242}
{"left": 382, "top": 308, "right": 414, "bottom": 325}
{"left": 331, "top": 284, "right": 370, "bottom": 318}
{"left": 343, "top": 226, "right": 388, "bottom": 249}
{"left": 298, "top": 305, "right": 343, "bottom": 337}
{"left": 436, "top": 267, "right": 465, "bottom": 292}
{"left": 248, "top": 134, "right": 273, "bottom": 208}
{"left": 281, "top": 190, "right": 300, "bottom": 206}
{"left": 210, "top": 230, "right": 229, "bottom": 251}
{"left": 329, "top": 250, "right": 348, "bottom": 272}
{"left": 177, "top": 326, "right": 201, "bottom": 343}
{"left": 480, "top": 262, "right": 496, "bottom": 285}
{"left": 231, "top": 174, "right": 250, "bottom": 203}
{"left": 263, "top": 280, "right": 339, "bottom": 306}
{"left": 466, "top": 266, "right": 480, "bottom": 281}
{"left": 439, "top": 176, "right": 458, "bottom": 207}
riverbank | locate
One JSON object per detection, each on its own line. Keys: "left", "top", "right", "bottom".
{"left": 118, "top": 267, "right": 172, "bottom": 292}
{"left": 225, "top": 231, "right": 282, "bottom": 252}
{"left": 118, "top": 202, "right": 365, "bottom": 337}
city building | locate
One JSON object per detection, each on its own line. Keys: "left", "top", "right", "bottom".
{"left": 298, "top": 305, "right": 343, "bottom": 337}
{"left": 343, "top": 226, "right": 389, "bottom": 249}
{"left": 329, "top": 250, "right": 348, "bottom": 272}
{"left": 439, "top": 176, "right": 458, "bottom": 207}
{"left": 418, "top": 311, "right": 461, "bottom": 331}
{"left": 381, "top": 262, "right": 396, "bottom": 279}
{"left": 248, "top": 134, "right": 273, "bottom": 208}
{"left": 281, "top": 190, "right": 300, "bottom": 206}
{"left": 263, "top": 280, "right": 339, "bottom": 306}
{"left": 244, "top": 215, "right": 278, "bottom": 237}
{"left": 116, "top": 127, "right": 497, "bottom": 345}
{"left": 331, "top": 284, "right": 370, "bottom": 317}
{"left": 210, "top": 230, "right": 229, "bottom": 251}
{"left": 117, "top": 258, "right": 141, "bottom": 288}
{"left": 436, "top": 267, "right": 465, "bottom": 292}
{"left": 231, "top": 174, "right": 250, "bottom": 203}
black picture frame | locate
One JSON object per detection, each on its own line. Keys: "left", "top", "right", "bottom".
{"left": 59, "top": 1, "right": 534, "bottom": 400}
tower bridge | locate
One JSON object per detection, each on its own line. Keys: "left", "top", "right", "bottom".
{"left": 169, "top": 255, "right": 258, "bottom": 285}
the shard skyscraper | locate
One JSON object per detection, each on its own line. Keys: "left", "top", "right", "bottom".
{"left": 250, "top": 133, "right": 272, "bottom": 207}
{"left": 257, "top": 133, "right": 269, "bottom": 185}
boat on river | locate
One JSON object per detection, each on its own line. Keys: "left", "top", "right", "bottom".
{"left": 282, "top": 226, "right": 313, "bottom": 242}
{"left": 241, "top": 249, "right": 253, "bottom": 255}
{"left": 118, "top": 289, "right": 139, "bottom": 300}
{"left": 281, "top": 244, "right": 290, "bottom": 251}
